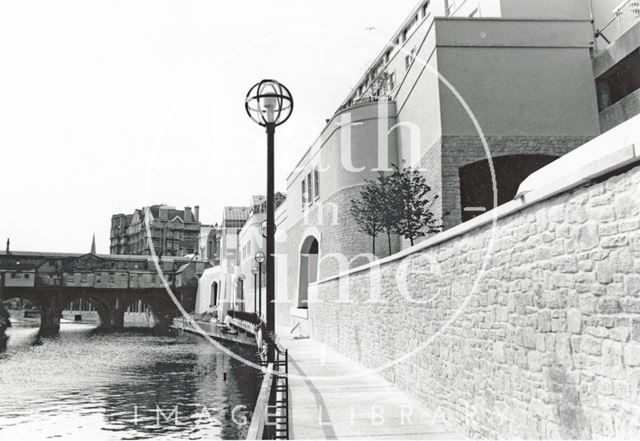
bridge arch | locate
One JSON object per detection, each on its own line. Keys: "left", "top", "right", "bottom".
{"left": 61, "top": 294, "right": 113, "bottom": 329}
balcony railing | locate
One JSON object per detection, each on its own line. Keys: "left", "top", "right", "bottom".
{"left": 597, "top": 0, "right": 640, "bottom": 44}
{"left": 336, "top": 95, "right": 392, "bottom": 114}
{"left": 615, "top": 0, "right": 640, "bottom": 37}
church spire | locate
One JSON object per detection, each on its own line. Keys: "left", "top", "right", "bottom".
{"left": 91, "top": 233, "right": 96, "bottom": 254}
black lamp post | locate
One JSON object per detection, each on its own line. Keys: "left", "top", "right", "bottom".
{"left": 254, "top": 251, "right": 265, "bottom": 320}
{"left": 246, "top": 80, "right": 293, "bottom": 358}
{"left": 251, "top": 266, "right": 259, "bottom": 318}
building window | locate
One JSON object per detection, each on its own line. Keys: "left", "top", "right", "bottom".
{"left": 405, "top": 48, "right": 416, "bottom": 71}
{"left": 314, "top": 167, "right": 320, "bottom": 200}
{"left": 422, "top": 1, "right": 430, "bottom": 18}
{"left": 301, "top": 179, "right": 307, "bottom": 208}
{"left": 596, "top": 48, "right": 640, "bottom": 110}
{"left": 24, "top": 273, "right": 30, "bottom": 279}
{"left": 307, "top": 172, "right": 313, "bottom": 204}
{"left": 389, "top": 72, "right": 396, "bottom": 92}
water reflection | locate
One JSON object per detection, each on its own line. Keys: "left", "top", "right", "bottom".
{"left": 0, "top": 323, "right": 261, "bottom": 440}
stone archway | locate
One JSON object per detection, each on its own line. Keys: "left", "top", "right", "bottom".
{"left": 61, "top": 294, "right": 113, "bottom": 329}
{"left": 298, "top": 236, "right": 319, "bottom": 309}
{"left": 458, "top": 154, "right": 558, "bottom": 222}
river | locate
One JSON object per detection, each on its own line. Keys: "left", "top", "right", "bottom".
{"left": 0, "top": 323, "right": 261, "bottom": 440}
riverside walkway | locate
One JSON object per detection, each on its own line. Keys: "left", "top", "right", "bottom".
{"left": 278, "top": 333, "right": 464, "bottom": 440}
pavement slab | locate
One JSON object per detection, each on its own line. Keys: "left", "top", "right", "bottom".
{"left": 278, "top": 332, "right": 465, "bottom": 440}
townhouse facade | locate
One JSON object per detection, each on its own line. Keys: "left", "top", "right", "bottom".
{"left": 110, "top": 204, "right": 202, "bottom": 257}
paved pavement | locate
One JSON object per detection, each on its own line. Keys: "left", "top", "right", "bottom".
{"left": 278, "top": 332, "right": 465, "bottom": 440}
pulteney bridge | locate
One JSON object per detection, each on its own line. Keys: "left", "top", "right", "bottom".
{"left": 0, "top": 251, "right": 209, "bottom": 335}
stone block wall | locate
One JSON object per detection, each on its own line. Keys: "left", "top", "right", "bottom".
{"left": 309, "top": 162, "right": 640, "bottom": 438}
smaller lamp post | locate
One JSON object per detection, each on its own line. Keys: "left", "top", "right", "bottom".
{"left": 254, "top": 251, "right": 265, "bottom": 319}
{"left": 251, "top": 266, "right": 259, "bottom": 318}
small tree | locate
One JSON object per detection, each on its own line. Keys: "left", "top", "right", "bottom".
{"left": 389, "top": 163, "right": 442, "bottom": 246}
{"left": 350, "top": 183, "right": 384, "bottom": 254}
{"left": 351, "top": 163, "right": 442, "bottom": 254}
{"left": 375, "top": 173, "right": 398, "bottom": 255}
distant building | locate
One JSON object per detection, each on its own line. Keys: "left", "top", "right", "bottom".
{"left": 198, "top": 225, "right": 221, "bottom": 265}
{"left": 110, "top": 204, "right": 202, "bottom": 257}
{"left": 194, "top": 194, "right": 286, "bottom": 316}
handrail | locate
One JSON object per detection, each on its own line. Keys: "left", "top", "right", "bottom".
{"left": 597, "top": 0, "right": 640, "bottom": 43}
{"left": 614, "top": 0, "right": 634, "bottom": 14}
{"left": 246, "top": 363, "right": 274, "bottom": 440}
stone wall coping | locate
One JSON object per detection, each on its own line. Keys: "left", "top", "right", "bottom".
{"left": 311, "top": 114, "right": 640, "bottom": 286}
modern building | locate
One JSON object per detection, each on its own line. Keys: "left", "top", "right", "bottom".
{"left": 110, "top": 204, "right": 202, "bottom": 257}
{"left": 193, "top": 1, "right": 640, "bottom": 337}
{"left": 269, "top": 0, "right": 633, "bottom": 334}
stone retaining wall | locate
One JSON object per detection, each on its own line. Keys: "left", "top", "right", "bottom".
{"left": 309, "top": 162, "right": 640, "bottom": 438}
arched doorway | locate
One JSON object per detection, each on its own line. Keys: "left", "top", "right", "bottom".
{"left": 459, "top": 154, "right": 558, "bottom": 222}
{"left": 236, "top": 278, "right": 244, "bottom": 312}
{"left": 298, "top": 236, "right": 319, "bottom": 309}
{"left": 211, "top": 281, "right": 219, "bottom": 307}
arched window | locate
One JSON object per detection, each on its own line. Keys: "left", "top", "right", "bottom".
{"left": 298, "top": 236, "right": 319, "bottom": 309}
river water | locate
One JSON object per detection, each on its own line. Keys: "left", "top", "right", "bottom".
{"left": 0, "top": 323, "right": 261, "bottom": 440}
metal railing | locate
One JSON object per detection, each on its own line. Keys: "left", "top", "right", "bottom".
{"left": 228, "top": 309, "right": 261, "bottom": 325}
{"left": 247, "top": 327, "right": 289, "bottom": 440}
{"left": 615, "top": 0, "right": 640, "bottom": 37}
{"left": 597, "top": 0, "right": 640, "bottom": 44}
{"left": 336, "top": 95, "right": 392, "bottom": 114}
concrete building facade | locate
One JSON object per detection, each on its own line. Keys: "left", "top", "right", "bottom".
{"left": 271, "top": 0, "right": 604, "bottom": 334}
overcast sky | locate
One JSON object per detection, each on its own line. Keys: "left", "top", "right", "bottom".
{"left": 0, "top": 0, "right": 418, "bottom": 253}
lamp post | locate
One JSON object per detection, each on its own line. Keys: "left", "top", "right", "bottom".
{"left": 246, "top": 80, "right": 293, "bottom": 359}
{"left": 254, "top": 251, "right": 265, "bottom": 320}
{"left": 251, "top": 266, "right": 259, "bottom": 318}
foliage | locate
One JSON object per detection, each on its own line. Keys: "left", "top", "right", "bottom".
{"left": 388, "top": 163, "right": 442, "bottom": 246}
{"left": 350, "top": 182, "right": 384, "bottom": 254}
{"left": 350, "top": 162, "right": 442, "bottom": 253}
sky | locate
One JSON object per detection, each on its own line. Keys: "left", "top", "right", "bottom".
{"left": 0, "top": 0, "right": 418, "bottom": 253}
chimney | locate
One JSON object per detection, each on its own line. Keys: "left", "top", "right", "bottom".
{"left": 159, "top": 206, "right": 168, "bottom": 220}
{"left": 194, "top": 205, "right": 200, "bottom": 223}
{"left": 6, "top": 238, "right": 9, "bottom": 254}
{"left": 184, "top": 206, "right": 193, "bottom": 223}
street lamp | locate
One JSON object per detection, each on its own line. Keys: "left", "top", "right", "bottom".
{"left": 254, "top": 251, "right": 265, "bottom": 320}
{"left": 251, "top": 266, "right": 259, "bottom": 318}
{"left": 246, "top": 80, "right": 293, "bottom": 357}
